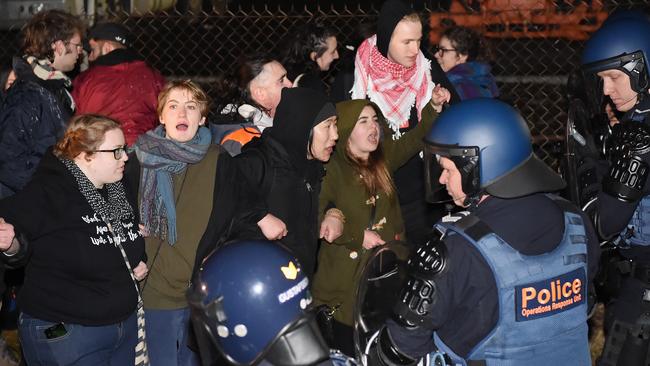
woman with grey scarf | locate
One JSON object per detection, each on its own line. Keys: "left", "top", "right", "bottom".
{"left": 129, "top": 80, "right": 233, "bottom": 366}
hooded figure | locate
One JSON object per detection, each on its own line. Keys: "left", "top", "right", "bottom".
{"left": 311, "top": 99, "right": 438, "bottom": 356}
{"left": 352, "top": 0, "right": 459, "bottom": 135}
{"left": 234, "top": 87, "right": 337, "bottom": 278}
{"left": 349, "top": 0, "right": 460, "bottom": 247}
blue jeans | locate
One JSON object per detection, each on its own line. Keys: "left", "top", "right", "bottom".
{"left": 19, "top": 311, "right": 137, "bottom": 366}
{"left": 144, "top": 307, "right": 199, "bottom": 366}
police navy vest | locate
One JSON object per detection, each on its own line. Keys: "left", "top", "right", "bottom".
{"left": 430, "top": 198, "right": 590, "bottom": 366}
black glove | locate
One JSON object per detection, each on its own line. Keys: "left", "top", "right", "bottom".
{"left": 367, "top": 326, "right": 418, "bottom": 366}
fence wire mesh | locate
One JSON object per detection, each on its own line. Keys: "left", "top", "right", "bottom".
{"left": 0, "top": 0, "right": 647, "bottom": 168}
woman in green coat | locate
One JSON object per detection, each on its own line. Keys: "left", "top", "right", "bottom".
{"left": 313, "top": 86, "right": 449, "bottom": 356}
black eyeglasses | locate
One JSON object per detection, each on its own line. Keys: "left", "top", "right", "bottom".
{"left": 433, "top": 45, "right": 457, "bottom": 55}
{"left": 92, "top": 145, "right": 127, "bottom": 160}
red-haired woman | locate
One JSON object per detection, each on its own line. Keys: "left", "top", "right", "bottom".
{"left": 0, "top": 114, "right": 146, "bottom": 365}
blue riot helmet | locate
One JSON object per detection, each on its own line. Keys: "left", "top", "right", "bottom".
{"left": 423, "top": 98, "right": 565, "bottom": 205}
{"left": 582, "top": 18, "right": 650, "bottom": 95}
{"left": 187, "top": 240, "right": 330, "bottom": 366}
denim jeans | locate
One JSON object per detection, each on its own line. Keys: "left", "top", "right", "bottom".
{"left": 19, "top": 311, "right": 137, "bottom": 366}
{"left": 144, "top": 307, "right": 199, "bottom": 366}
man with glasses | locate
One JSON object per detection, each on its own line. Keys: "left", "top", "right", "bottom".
{"left": 0, "top": 9, "right": 84, "bottom": 198}
{"left": 73, "top": 22, "right": 165, "bottom": 146}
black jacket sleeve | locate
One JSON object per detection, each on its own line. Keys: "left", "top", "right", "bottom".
{"left": 0, "top": 230, "right": 31, "bottom": 269}
{"left": 193, "top": 152, "right": 261, "bottom": 278}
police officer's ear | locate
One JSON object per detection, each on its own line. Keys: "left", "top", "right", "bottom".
{"left": 309, "top": 51, "right": 318, "bottom": 62}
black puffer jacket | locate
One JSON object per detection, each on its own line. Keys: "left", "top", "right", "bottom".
{"left": 0, "top": 57, "right": 72, "bottom": 197}
{"left": 232, "top": 88, "right": 333, "bottom": 277}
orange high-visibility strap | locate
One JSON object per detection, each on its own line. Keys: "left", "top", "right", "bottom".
{"left": 221, "top": 127, "right": 261, "bottom": 146}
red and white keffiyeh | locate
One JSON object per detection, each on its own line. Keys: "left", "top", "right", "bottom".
{"left": 351, "top": 35, "right": 434, "bottom": 138}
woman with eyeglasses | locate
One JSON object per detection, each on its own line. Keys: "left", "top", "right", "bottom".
{"left": 0, "top": 114, "right": 147, "bottom": 365}
{"left": 434, "top": 26, "right": 499, "bottom": 101}
{"left": 129, "top": 80, "right": 242, "bottom": 366}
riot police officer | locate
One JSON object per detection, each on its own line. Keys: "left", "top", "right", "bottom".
{"left": 581, "top": 15, "right": 650, "bottom": 366}
{"left": 187, "top": 240, "right": 356, "bottom": 366}
{"left": 367, "top": 98, "right": 600, "bottom": 365}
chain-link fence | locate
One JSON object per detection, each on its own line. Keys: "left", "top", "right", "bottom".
{"left": 0, "top": 1, "right": 647, "bottom": 167}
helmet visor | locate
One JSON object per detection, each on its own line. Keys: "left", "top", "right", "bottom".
{"left": 423, "top": 143, "right": 480, "bottom": 204}
{"left": 583, "top": 50, "right": 644, "bottom": 75}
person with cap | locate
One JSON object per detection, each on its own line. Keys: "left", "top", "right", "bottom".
{"left": 0, "top": 10, "right": 85, "bottom": 199}
{"left": 72, "top": 22, "right": 165, "bottom": 146}
{"left": 228, "top": 87, "right": 338, "bottom": 280}
{"left": 580, "top": 15, "right": 650, "bottom": 366}
{"left": 365, "top": 98, "right": 599, "bottom": 366}
{"left": 349, "top": 0, "right": 461, "bottom": 249}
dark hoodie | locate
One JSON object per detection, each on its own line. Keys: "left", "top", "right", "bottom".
{"left": 336, "top": 0, "right": 461, "bottom": 249}
{"left": 234, "top": 88, "right": 336, "bottom": 277}
{"left": 312, "top": 99, "right": 436, "bottom": 327}
{"left": 0, "top": 149, "right": 146, "bottom": 325}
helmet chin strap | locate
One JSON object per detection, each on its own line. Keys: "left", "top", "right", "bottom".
{"left": 618, "top": 91, "right": 641, "bottom": 110}
{"left": 428, "top": 186, "right": 482, "bottom": 210}
{"left": 462, "top": 190, "right": 484, "bottom": 209}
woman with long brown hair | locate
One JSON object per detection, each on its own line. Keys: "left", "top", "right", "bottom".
{"left": 312, "top": 90, "right": 447, "bottom": 356}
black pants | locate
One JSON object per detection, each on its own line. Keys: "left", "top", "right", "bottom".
{"left": 600, "top": 276, "right": 650, "bottom": 366}
{"left": 328, "top": 320, "right": 355, "bottom": 358}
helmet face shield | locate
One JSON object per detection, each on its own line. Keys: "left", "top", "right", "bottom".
{"left": 424, "top": 143, "right": 480, "bottom": 204}
{"left": 582, "top": 51, "right": 647, "bottom": 119}
{"left": 588, "top": 50, "right": 646, "bottom": 91}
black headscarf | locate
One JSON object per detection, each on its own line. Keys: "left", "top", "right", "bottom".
{"left": 265, "top": 87, "right": 336, "bottom": 176}
{"left": 376, "top": 0, "right": 414, "bottom": 57}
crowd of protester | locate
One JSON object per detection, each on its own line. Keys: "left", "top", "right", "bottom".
{"left": 0, "top": 0, "right": 621, "bottom": 365}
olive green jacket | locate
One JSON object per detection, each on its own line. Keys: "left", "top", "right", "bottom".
{"left": 312, "top": 100, "right": 437, "bottom": 325}
{"left": 141, "top": 144, "right": 220, "bottom": 309}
